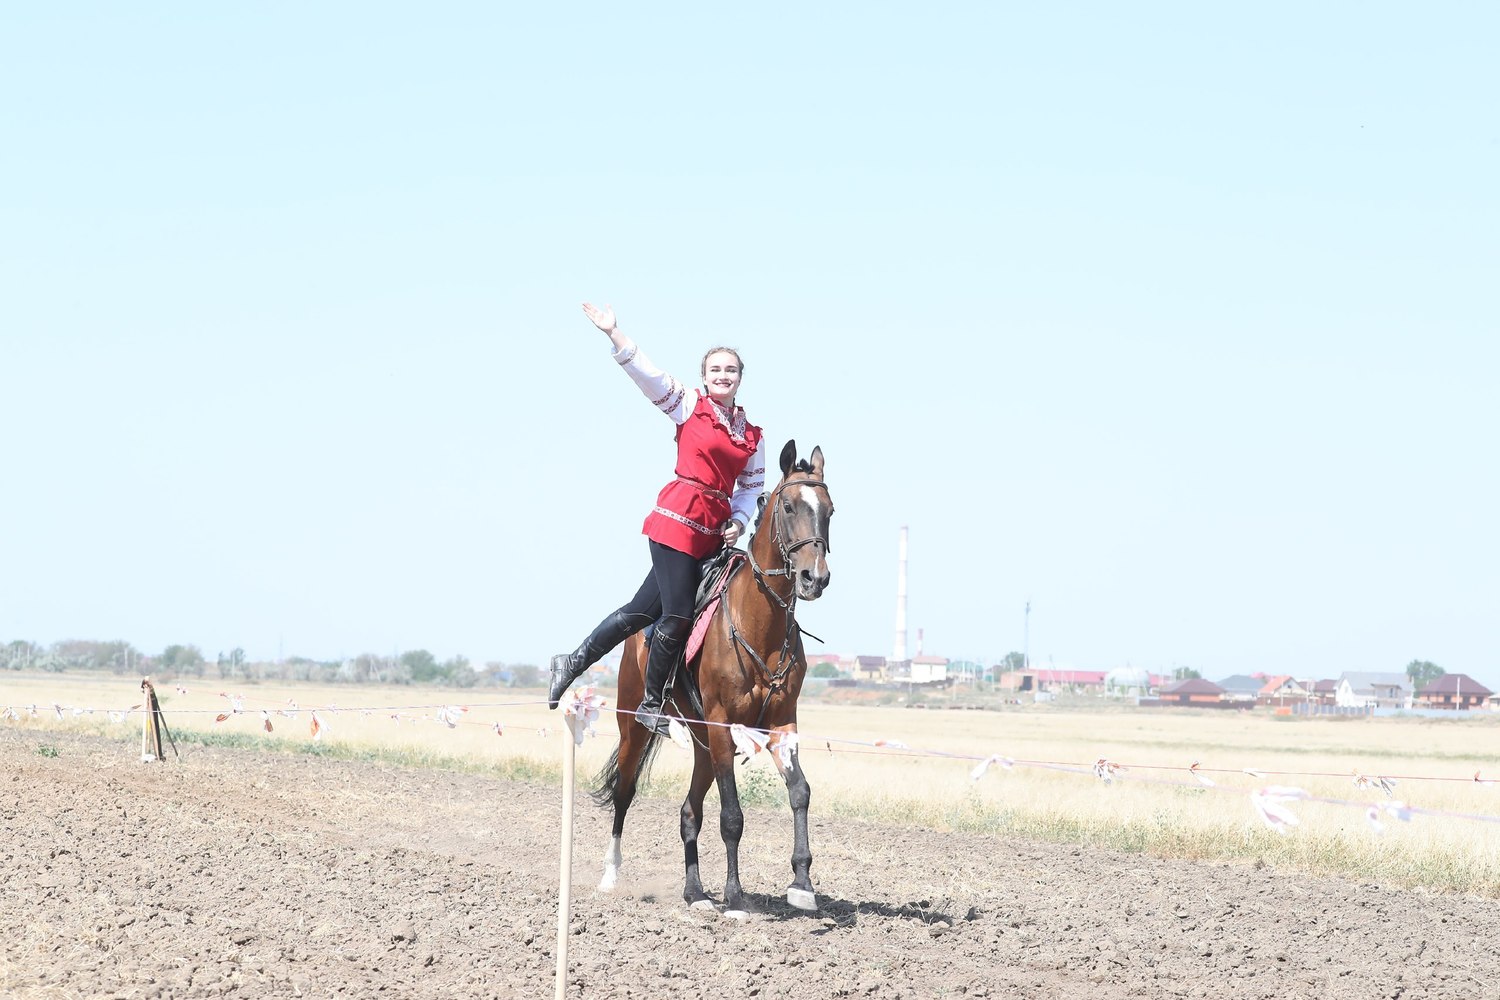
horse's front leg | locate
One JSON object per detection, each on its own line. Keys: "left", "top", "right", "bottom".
{"left": 680, "top": 739, "right": 715, "bottom": 909}
{"left": 782, "top": 740, "right": 816, "bottom": 910}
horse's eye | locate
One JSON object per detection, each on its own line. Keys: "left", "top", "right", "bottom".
{"left": 782, "top": 500, "right": 794, "bottom": 513}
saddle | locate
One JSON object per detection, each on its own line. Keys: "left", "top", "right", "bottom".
{"left": 641, "top": 546, "right": 747, "bottom": 661}
{"left": 642, "top": 546, "right": 748, "bottom": 721}
{"left": 687, "top": 546, "right": 747, "bottom": 662}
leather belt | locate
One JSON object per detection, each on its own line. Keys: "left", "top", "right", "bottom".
{"left": 675, "top": 476, "right": 729, "bottom": 502}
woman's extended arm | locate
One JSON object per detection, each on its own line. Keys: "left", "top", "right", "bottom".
{"left": 582, "top": 302, "right": 695, "bottom": 425}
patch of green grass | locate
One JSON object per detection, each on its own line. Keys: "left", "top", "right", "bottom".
{"left": 168, "top": 727, "right": 564, "bottom": 784}
{"left": 735, "top": 765, "right": 790, "bottom": 808}
{"left": 36, "top": 744, "right": 60, "bottom": 758}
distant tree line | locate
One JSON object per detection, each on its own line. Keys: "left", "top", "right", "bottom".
{"left": 1, "top": 638, "right": 541, "bottom": 689}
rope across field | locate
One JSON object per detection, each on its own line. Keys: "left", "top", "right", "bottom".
{"left": 7, "top": 674, "right": 1500, "bottom": 899}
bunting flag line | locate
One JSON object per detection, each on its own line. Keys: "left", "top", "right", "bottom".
{"left": 11, "top": 684, "right": 1500, "bottom": 838}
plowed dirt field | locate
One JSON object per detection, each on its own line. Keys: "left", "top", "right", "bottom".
{"left": 3, "top": 730, "right": 1494, "bottom": 999}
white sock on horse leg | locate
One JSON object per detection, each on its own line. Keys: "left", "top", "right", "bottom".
{"left": 598, "top": 835, "right": 623, "bottom": 892}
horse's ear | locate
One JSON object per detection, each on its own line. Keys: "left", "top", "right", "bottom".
{"left": 779, "top": 439, "right": 797, "bottom": 478}
{"left": 809, "top": 445, "right": 824, "bottom": 479}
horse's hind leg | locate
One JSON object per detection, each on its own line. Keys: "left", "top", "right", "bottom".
{"left": 600, "top": 722, "right": 651, "bottom": 892}
{"left": 600, "top": 637, "right": 653, "bottom": 893}
{"left": 783, "top": 741, "right": 816, "bottom": 910}
{"left": 680, "top": 742, "right": 715, "bottom": 909}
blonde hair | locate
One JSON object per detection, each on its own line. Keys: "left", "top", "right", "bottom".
{"left": 700, "top": 346, "right": 744, "bottom": 379}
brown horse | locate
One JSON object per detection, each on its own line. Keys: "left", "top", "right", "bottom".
{"left": 593, "top": 439, "right": 833, "bottom": 915}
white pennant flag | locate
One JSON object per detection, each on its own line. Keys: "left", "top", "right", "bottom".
{"left": 970, "top": 754, "right": 1015, "bottom": 782}
{"left": 730, "top": 724, "right": 770, "bottom": 763}
{"left": 1250, "top": 786, "right": 1306, "bottom": 835}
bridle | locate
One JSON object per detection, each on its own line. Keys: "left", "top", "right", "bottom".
{"left": 746, "top": 475, "right": 831, "bottom": 610}
{"left": 726, "top": 474, "right": 831, "bottom": 726}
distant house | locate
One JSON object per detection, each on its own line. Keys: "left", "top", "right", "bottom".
{"left": 1217, "top": 674, "right": 1263, "bottom": 704}
{"left": 1334, "top": 672, "right": 1411, "bottom": 709}
{"left": 1159, "top": 678, "right": 1226, "bottom": 705}
{"left": 1416, "top": 674, "right": 1494, "bottom": 711}
{"left": 1310, "top": 679, "right": 1339, "bottom": 706}
{"left": 909, "top": 655, "right": 949, "bottom": 685}
{"left": 853, "top": 655, "right": 887, "bottom": 682}
{"left": 1258, "top": 674, "right": 1308, "bottom": 705}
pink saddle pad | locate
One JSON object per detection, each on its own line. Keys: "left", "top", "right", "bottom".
{"left": 685, "top": 596, "right": 723, "bottom": 663}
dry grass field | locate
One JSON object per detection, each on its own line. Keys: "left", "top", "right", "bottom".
{"left": 6, "top": 672, "right": 1499, "bottom": 896}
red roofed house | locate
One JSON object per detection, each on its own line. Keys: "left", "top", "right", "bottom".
{"left": 1416, "top": 674, "right": 1494, "bottom": 711}
{"left": 1159, "top": 678, "right": 1226, "bottom": 705}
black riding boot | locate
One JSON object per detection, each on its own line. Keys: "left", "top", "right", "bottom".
{"left": 548, "top": 610, "right": 652, "bottom": 709}
{"left": 637, "top": 615, "right": 690, "bottom": 737}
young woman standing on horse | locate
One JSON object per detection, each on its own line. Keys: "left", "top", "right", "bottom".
{"left": 548, "top": 302, "right": 766, "bottom": 734}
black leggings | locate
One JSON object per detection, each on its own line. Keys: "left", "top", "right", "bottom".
{"left": 617, "top": 540, "right": 702, "bottom": 624}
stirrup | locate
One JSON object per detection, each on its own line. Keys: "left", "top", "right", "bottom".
{"left": 636, "top": 701, "right": 673, "bottom": 737}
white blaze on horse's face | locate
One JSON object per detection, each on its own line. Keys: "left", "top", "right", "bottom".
{"left": 782, "top": 479, "right": 832, "bottom": 601}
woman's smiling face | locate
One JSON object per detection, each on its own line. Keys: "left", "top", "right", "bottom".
{"left": 701, "top": 350, "right": 743, "bottom": 405}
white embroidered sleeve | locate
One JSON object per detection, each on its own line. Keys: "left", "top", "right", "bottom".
{"left": 730, "top": 436, "right": 767, "bottom": 529}
{"left": 611, "top": 336, "right": 692, "bottom": 425}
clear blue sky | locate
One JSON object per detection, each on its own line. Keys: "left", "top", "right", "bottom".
{"left": 3, "top": 4, "right": 1496, "bottom": 686}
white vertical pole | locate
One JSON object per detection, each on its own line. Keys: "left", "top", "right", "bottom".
{"left": 893, "top": 525, "right": 908, "bottom": 663}
{"left": 554, "top": 714, "right": 579, "bottom": 1000}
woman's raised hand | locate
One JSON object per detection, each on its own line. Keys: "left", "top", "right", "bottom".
{"left": 581, "top": 302, "right": 617, "bottom": 334}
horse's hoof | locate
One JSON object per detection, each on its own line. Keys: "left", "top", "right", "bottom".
{"left": 723, "top": 909, "right": 749, "bottom": 921}
{"left": 786, "top": 886, "right": 818, "bottom": 911}
{"left": 689, "top": 899, "right": 716, "bottom": 912}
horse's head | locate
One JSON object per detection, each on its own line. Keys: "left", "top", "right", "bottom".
{"left": 761, "top": 439, "right": 833, "bottom": 601}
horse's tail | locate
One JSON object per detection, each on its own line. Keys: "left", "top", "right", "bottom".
{"left": 590, "top": 734, "right": 665, "bottom": 808}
